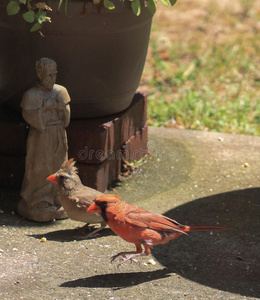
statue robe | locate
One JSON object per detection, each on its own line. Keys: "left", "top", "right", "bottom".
{"left": 19, "top": 84, "right": 71, "bottom": 212}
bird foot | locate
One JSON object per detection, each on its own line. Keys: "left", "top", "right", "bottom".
{"left": 117, "top": 255, "right": 140, "bottom": 268}
{"left": 73, "top": 224, "right": 100, "bottom": 239}
{"left": 73, "top": 232, "right": 100, "bottom": 240}
{"left": 77, "top": 224, "right": 95, "bottom": 236}
{"left": 111, "top": 253, "right": 140, "bottom": 267}
{"left": 84, "top": 232, "right": 101, "bottom": 239}
{"left": 74, "top": 223, "right": 106, "bottom": 240}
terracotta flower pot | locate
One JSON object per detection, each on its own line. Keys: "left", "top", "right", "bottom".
{"left": 0, "top": 0, "right": 153, "bottom": 119}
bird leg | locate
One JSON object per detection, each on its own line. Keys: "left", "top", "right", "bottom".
{"left": 75, "top": 222, "right": 106, "bottom": 239}
{"left": 77, "top": 223, "right": 93, "bottom": 235}
{"left": 111, "top": 243, "right": 151, "bottom": 267}
{"left": 84, "top": 223, "right": 106, "bottom": 239}
{"left": 112, "top": 252, "right": 147, "bottom": 267}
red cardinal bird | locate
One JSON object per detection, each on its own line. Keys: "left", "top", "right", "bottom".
{"left": 87, "top": 194, "right": 228, "bottom": 267}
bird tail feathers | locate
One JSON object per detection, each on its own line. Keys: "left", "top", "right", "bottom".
{"left": 181, "top": 225, "right": 229, "bottom": 232}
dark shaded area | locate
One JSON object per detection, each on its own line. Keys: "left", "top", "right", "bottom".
{"left": 0, "top": 105, "right": 27, "bottom": 189}
{"left": 151, "top": 188, "right": 260, "bottom": 298}
{"left": 60, "top": 269, "right": 170, "bottom": 290}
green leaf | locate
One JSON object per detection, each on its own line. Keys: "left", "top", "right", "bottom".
{"left": 19, "top": 0, "right": 26, "bottom": 4}
{"left": 35, "top": 10, "right": 46, "bottom": 19}
{"left": 147, "top": 0, "right": 157, "bottom": 15}
{"left": 37, "top": 15, "right": 47, "bottom": 24}
{"left": 131, "top": 0, "right": 141, "bottom": 16}
{"left": 22, "top": 11, "right": 35, "bottom": 23}
{"left": 30, "top": 22, "right": 41, "bottom": 32}
{"left": 169, "top": 0, "right": 177, "bottom": 6}
{"left": 58, "top": 0, "right": 64, "bottom": 11}
{"left": 104, "top": 0, "right": 115, "bottom": 10}
{"left": 7, "top": 1, "right": 20, "bottom": 15}
{"left": 64, "top": 0, "right": 69, "bottom": 16}
{"left": 160, "top": 0, "right": 169, "bottom": 7}
{"left": 58, "top": 0, "right": 70, "bottom": 16}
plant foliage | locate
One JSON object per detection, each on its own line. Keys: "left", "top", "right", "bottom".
{"left": 6, "top": 0, "right": 177, "bottom": 33}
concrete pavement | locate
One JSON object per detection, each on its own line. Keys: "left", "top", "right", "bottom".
{"left": 0, "top": 127, "right": 259, "bottom": 299}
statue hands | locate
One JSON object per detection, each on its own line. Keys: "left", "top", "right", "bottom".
{"left": 43, "top": 97, "right": 56, "bottom": 112}
{"left": 43, "top": 97, "right": 65, "bottom": 112}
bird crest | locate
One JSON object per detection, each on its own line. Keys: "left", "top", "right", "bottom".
{"left": 61, "top": 158, "right": 78, "bottom": 174}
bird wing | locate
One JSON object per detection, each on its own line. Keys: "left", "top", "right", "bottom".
{"left": 69, "top": 195, "right": 94, "bottom": 210}
{"left": 124, "top": 208, "right": 186, "bottom": 235}
{"left": 69, "top": 187, "right": 103, "bottom": 210}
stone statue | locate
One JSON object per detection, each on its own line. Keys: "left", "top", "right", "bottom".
{"left": 17, "top": 58, "right": 71, "bottom": 222}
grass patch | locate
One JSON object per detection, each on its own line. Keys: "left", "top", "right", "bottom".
{"left": 139, "top": 0, "right": 260, "bottom": 135}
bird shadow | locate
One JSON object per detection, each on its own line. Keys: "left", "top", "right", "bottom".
{"left": 29, "top": 227, "right": 115, "bottom": 242}
{"left": 60, "top": 269, "right": 170, "bottom": 290}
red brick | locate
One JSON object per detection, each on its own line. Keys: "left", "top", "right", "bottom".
{"left": 119, "top": 92, "right": 147, "bottom": 142}
{"left": 122, "top": 124, "right": 148, "bottom": 162}
{"left": 67, "top": 120, "right": 113, "bottom": 164}
{"left": 67, "top": 92, "right": 147, "bottom": 164}
{"left": 76, "top": 153, "right": 121, "bottom": 192}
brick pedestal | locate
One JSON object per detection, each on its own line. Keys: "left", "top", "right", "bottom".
{"left": 0, "top": 92, "right": 148, "bottom": 192}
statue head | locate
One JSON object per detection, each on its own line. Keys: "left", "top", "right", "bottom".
{"left": 36, "top": 58, "right": 57, "bottom": 91}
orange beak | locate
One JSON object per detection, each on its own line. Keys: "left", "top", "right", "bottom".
{"left": 87, "top": 202, "right": 101, "bottom": 213}
{"left": 46, "top": 173, "right": 59, "bottom": 184}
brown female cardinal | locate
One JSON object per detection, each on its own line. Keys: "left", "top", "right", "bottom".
{"left": 47, "top": 159, "right": 106, "bottom": 238}
{"left": 87, "top": 194, "right": 228, "bottom": 267}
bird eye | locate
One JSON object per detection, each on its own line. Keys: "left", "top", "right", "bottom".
{"left": 57, "top": 174, "right": 66, "bottom": 181}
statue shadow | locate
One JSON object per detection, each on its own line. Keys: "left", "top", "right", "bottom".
{"left": 60, "top": 188, "right": 260, "bottom": 298}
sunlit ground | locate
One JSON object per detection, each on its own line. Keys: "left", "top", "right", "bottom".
{"left": 139, "top": 0, "right": 260, "bottom": 135}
